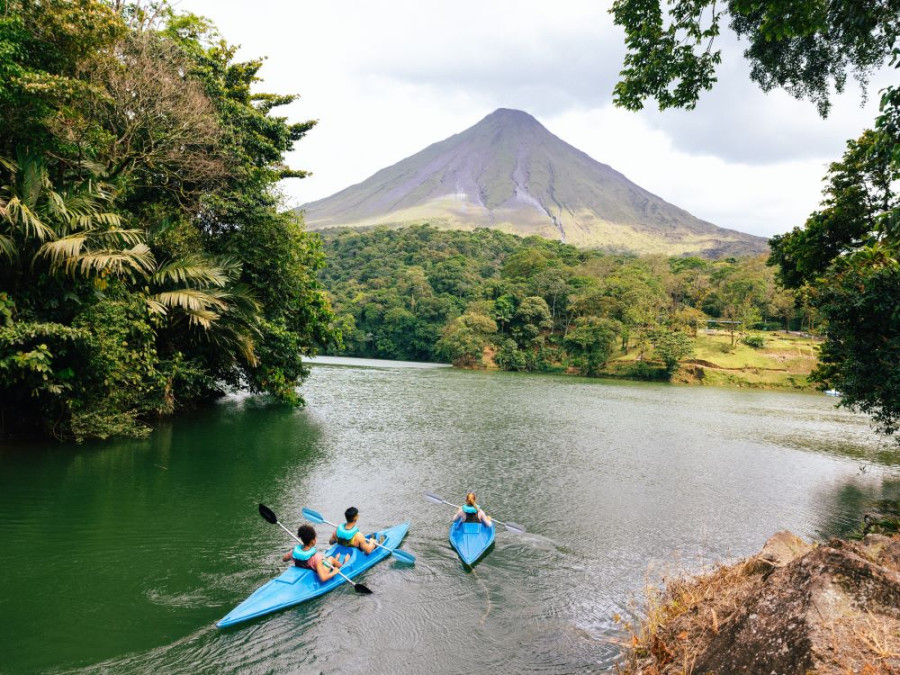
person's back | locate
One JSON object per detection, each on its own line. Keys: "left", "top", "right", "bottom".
{"left": 330, "top": 506, "right": 384, "bottom": 555}
{"left": 453, "top": 492, "right": 492, "bottom": 527}
{"left": 283, "top": 524, "right": 349, "bottom": 582}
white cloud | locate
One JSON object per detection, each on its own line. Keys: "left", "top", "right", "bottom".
{"left": 546, "top": 106, "right": 828, "bottom": 237}
{"left": 173, "top": 0, "right": 886, "bottom": 237}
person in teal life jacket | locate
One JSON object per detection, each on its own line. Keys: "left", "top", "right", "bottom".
{"left": 282, "top": 524, "right": 350, "bottom": 582}
{"left": 452, "top": 492, "right": 492, "bottom": 526}
{"left": 329, "top": 506, "right": 384, "bottom": 554}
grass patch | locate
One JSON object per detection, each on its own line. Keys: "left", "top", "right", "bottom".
{"left": 609, "top": 331, "right": 819, "bottom": 390}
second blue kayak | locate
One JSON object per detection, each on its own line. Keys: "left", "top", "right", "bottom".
{"left": 449, "top": 520, "right": 495, "bottom": 566}
{"left": 217, "top": 521, "right": 410, "bottom": 628}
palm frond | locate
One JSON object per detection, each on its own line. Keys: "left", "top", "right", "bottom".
{"left": 182, "top": 307, "right": 220, "bottom": 329}
{"left": 145, "top": 297, "right": 168, "bottom": 315}
{"left": 45, "top": 190, "right": 67, "bottom": 221}
{"left": 0, "top": 155, "right": 18, "bottom": 174}
{"left": 62, "top": 244, "right": 155, "bottom": 278}
{"left": 0, "top": 233, "right": 16, "bottom": 259}
{"left": 218, "top": 283, "right": 262, "bottom": 322}
{"left": 152, "top": 257, "right": 230, "bottom": 287}
{"left": 5, "top": 198, "right": 57, "bottom": 242}
{"left": 36, "top": 233, "right": 89, "bottom": 266}
{"left": 208, "top": 328, "right": 258, "bottom": 366}
{"left": 151, "top": 288, "right": 229, "bottom": 314}
{"left": 36, "top": 231, "right": 149, "bottom": 270}
{"left": 215, "top": 256, "right": 244, "bottom": 280}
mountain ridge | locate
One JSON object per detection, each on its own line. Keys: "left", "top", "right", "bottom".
{"left": 300, "top": 109, "right": 768, "bottom": 257}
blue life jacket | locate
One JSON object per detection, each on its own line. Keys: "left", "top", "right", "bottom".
{"left": 463, "top": 503, "right": 481, "bottom": 523}
{"left": 336, "top": 524, "right": 359, "bottom": 546}
{"left": 292, "top": 545, "right": 317, "bottom": 568}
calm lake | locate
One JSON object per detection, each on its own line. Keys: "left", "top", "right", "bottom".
{"left": 1, "top": 358, "right": 898, "bottom": 673}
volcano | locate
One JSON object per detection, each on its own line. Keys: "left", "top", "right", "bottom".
{"left": 300, "top": 109, "right": 767, "bottom": 257}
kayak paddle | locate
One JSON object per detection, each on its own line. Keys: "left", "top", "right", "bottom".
{"left": 423, "top": 491, "right": 526, "bottom": 534}
{"left": 301, "top": 507, "right": 416, "bottom": 564}
{"left": 258, "top": 503, "right": 372, "bottom": 594}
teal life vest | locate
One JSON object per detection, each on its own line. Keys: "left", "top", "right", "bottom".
{"left": 336, "top": 524, "right": 359, "bottom": 546}
{"left": 292, "top": 545, "right": 317, "bottom": 569}
{"left": 463, "top": 503, "right": 480, "bottom": 523}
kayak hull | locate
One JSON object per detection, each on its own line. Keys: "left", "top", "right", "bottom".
{"left": 217, "top": 521, "right": 410, "bottom": 628}
{"left": 449, "top": 520, "right": 495, "bottom": 566}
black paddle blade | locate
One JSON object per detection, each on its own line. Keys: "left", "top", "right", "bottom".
{"left": 354, "top": 583, "right": 373, "bottom": 594}
{"left": 258, "top": 503, "right": 278, "bottom": 524}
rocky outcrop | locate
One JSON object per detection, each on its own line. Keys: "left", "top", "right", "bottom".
{"left": 621, "top": 533, "right": 900, "bottom": 674}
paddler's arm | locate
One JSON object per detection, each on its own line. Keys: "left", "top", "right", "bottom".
{"left": 316, "top": 560, "right": 339, "bottom": 582}
{"left": 282, "top": 550, "right": 293, "bottom": 562}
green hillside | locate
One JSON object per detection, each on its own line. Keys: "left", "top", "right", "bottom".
{"left": 320, "top": 225, "right": 817, "bottom": 388}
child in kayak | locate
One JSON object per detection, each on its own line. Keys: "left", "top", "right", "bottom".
{"left": 453, "top": 493, "right": 492, "bottom": 526}
{"left": 329, "top": 506, "right": 385, "bottom": 554}
{"left": 283, "top": 524, "right": 350, "bottom": 582}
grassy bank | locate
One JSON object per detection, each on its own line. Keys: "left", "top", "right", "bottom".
{"left": 604, "top": 330, "right": 819, "bottom": 391}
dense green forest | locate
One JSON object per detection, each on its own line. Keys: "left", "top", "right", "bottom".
{"left": 321, "top": 226, "right": 803, "bottom": 376}
{"left": 0, "top": 1, "right": 335, "bottom": 440}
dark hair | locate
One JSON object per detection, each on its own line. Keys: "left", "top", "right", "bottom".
{"left": 298, "top": 524, "right": 316, "bottom": 545}
{"left": 345, "top": 506, "right": 359, "bottom": 523}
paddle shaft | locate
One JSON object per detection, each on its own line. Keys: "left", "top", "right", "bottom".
{"left": 274, "top": 521, "right": 358, "bottom": 587}
{"left": 434, "top": 497, "right": 513, "bottom": 529}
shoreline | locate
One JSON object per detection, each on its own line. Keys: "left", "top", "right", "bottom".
{"left": 326, "top": 330, "right": 820, "bottom": 393}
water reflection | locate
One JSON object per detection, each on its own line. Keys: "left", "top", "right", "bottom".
{"left": 813, "top": 476, "right": 900, "bottom": 538}
{"left": 0, "top": 396, "right": 325, "bottom": 673}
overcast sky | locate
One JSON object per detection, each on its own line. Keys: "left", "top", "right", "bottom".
{"left": 176, "top": 0, "right": 892, "bottom": 238}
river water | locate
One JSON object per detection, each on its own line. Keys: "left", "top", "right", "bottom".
{"left": 1, "top": 358, "right": 898, "bottom": 673}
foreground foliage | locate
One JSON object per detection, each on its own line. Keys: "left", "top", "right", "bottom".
{"left": 611, "top": 0, "right": 900, "bottom": 116}
{"left": 0, "top": 1, "right": 335, "bottom": 440}
{"left": 770, "top": 121, "right": 900, "bottom": 437}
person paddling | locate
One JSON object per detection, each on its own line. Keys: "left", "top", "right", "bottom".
{"left": 452, "top": 492, "right": 492, "bottom": 527}
{"left": 329, "top": 506, "right": 384, "bottom": 554}
{"left": 282, "top": 524, "right": 349, "bottom": 582}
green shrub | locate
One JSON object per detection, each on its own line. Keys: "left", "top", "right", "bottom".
{"left": 742, "top": 334, "right": 766, "bottom": 349}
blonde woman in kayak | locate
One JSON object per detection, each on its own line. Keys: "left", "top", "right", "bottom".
{"left": 453, "top": 493, "right": 492, "bottom": 526}
{"left": 282, "top": 524, "right": 350, "bottom": 583}
{"left": 329, "top": 506, "right": 385, "bottom": 554}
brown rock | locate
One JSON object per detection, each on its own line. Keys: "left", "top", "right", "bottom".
{"left": 621, "top": 533, "right": 900, "bottom": 674}
{"left": 742, "top": 530, "right": 813, "bottom": 576}
{"left": 695, "top": 541, "right": 900, "bottom": 673}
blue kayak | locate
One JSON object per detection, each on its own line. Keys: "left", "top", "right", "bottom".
{"left": 217, "top": 522, "right": 410, "bottom": 628}
{"left": 449, "top": 520, "right": 495, "bottom": 566}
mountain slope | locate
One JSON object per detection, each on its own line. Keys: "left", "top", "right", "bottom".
{"left": 300, "top": 109, "right": 767, "bottom": 257}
